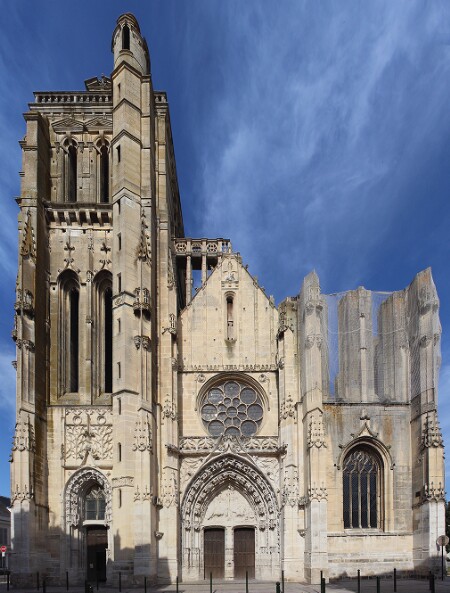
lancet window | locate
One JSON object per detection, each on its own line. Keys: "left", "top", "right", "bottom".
{"left": 59, "top": 271, "right": 80, "bottom": 394}
{"left": 343, "top": 447, "right": 382, "bottom": 529}
{"left": 94, "top": 272, "right": 113, "bottom": 395}
{"left": 95, "top": 138, "right": 110, "bottom": 203}
{"left": 62, "top": 137, "right": 78, "bottom": 203}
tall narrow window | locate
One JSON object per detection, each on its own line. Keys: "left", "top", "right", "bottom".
{"left": 99, "top": 145, "right": 109, "bottom": 203}
{"left": 59, "top": 271, "right": 80, "bottom": 395}
{"left": 94, "top": 272, "right": 113, "bottom": 396}
{"left": 343, "top": 447, "right": 381, "bottom": 529}
{"left": 122, "top": 24, "right": 130, "bottom": 50}
{"left": 69, "top": 287, "right": 79, "bottom": 392}
{"left": 67, "top": 145, "right": 77, "bottom": 202}
{"left": 226, "top": 294, "right": 235, "bottom": 342}
{"left": 104, "top": 287, "right": 113, "bottom": 392}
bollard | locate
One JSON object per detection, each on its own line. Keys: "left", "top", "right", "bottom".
{"left": 376, "top": 575, "right": 380, "bottom": 593}
{"left": 282, "top": 570, "right": 284, "bottom": 593}
{"left": 66, "top": 570, "right": 69, "bottom": 591}
{"left": 321, "top": 576, "right": 326, "bottom": 593}
{"left": 37, "top": 571, "right": 40, "bottom": 591}
{"left": 276, "top": 582, "right": 281, "bottom": 593}
{"left": 246, "top": 570, "right": 249, "bottom": 593}
{"left": 393, "top": 568, "right": 397, "bottom": 592}
{"left": 176, "top": 575, "right": 179, "bottom": 593}
{"left": 119, "top": 571, "right": 122, "bottom": 593}
{"left": 210, "top": 572, "right": 212, "bottom": 593}
{"left": 7, "top": 572, "right": 10, "bottom": 592}
{"left": 430, "top": 572, "right": 435, "bottom": 593}
{"left": 144, "top": 576, "right": 147, "bottom": 593}
{"left": 357, "top": 569, "right": 361, "bottom": 593}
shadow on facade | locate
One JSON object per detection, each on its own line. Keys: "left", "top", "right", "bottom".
{"left": 9, "top": 512, "right": 172, "bottom": 588}
{"left": 8, "top": 509, "right": 445, "bottom": 588}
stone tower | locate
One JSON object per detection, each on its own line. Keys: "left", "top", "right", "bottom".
{"left": 10, "top": 13, "right": 445, "bottom": 586}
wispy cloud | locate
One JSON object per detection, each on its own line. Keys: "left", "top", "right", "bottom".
{"left": 182, "top": 1, "right": 450, "bottom": 294}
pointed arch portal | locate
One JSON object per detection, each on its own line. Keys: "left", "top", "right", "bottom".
{"left": 181, "top": 454, "right": 280, "bottom": 581}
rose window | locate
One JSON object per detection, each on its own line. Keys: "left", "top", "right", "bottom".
{"left": 201, "top": 380, "right": 264, "bottom": 437}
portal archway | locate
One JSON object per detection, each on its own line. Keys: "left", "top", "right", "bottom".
{"left": 181, "top": 454, "right": 279, "bottom": 581}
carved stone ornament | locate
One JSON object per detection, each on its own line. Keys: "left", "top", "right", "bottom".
{"left": 418, "top": 285, "right": 439, "bottom": 314}
{"left": 163, "top": 313, "right": 177, "bottom": 335}
{"left": 305, "top": 285, "right": 323, "bottom": 314}
{"left": 161, "top": 472, "right": 179, "bottom": 508}
{"left": 280, "top": 394, "right": 296, "bottom": 420}
{"left": 65, "top": 467, "right": 112, "bottom": 527}
{"left": 137, "top": 210, "right": 151, "bottom": 262}
{"left": 11, "top": 416, "right": 36, "bottom": 453}
{"left": 308, "top": 483, "right": 328, "bottom": 502}
{"left": 305, "top": 334, "right": 322, "bottom": 349}
{"left": 134, "top": 335, "right": 151, "bottom": 350}
{"left": 14, "top": 289, "right": 34, "bottom": 317}
{"left": 162, "top": 396, "right": 177, "bottom": 420}
{"left": 167, "top": 250, "right": 175, "bottom": 289}
{"left": 421, "top": 412, "right": 444, "bottom": 449}
{"left": 112, "top": 476, "right": 134, "bottom": 488}
{"left": 307, "top": 412, "right": 327, "bottom": 449}
{"left": 20, "top": 210, "right": 36, "bottom": 260}
{"left": 132, "top": 417, "right": 152, "bottom": 452}
{"left": 64, "top": 409, "right": 113, "bottom": 464}
{"left": 63, "top": 237, "right": 75, "bottom": 269}
{"left": 11, "top": 483, "right": 34, "bottom": 503}
{"left": 179, "top": 434, "right": 281, "bottom": 455}
{"left": 422, "top": 481, "right": 445, "bottom": 503}
{"left": 182, "top": 455, "right": 279, "bottom": 538}
{"left": 99, "top": 236, "right": 111, "bottom": 269}
{"left": 280, "top": 465, "right": 299, "bottom": 508}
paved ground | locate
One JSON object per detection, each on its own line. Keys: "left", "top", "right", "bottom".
{"left": 0, "top": 576, "right": 448, "bottom": 593}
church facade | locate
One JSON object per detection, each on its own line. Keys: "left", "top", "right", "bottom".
{"left": 10, "top": 13, "right": 446, "bottom": 586}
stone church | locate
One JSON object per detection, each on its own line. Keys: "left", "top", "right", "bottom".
{"left": 10, "top": 13, "right": 446, "bottom": 586}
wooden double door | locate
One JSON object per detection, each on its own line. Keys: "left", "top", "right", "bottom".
{"left": 204, "top": 527, "right": 255, "bottom": 579}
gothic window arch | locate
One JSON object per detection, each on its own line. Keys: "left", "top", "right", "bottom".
{"left": 122, "top": 24, "right": 130, "bottom": 50}
{"left": 94, "top": 138, "right": 110, "bottom": 203}
{"left": 343, "top": 446, "right": 382, "bottom": 529}
{"left": 85, "top": 485, "right": 106, "bottom": 521}
{"left": 62, "top": 137, "right": 78, "bottom": 203}
{"left": 94, "top": 271, "right": 113, "bottom": 396}
{"left": 199, "top": 376, "right": 265, "bottom": 438}
{"left": 59, "top": 270, "right": 80, "bottom": 394}
{"left": 65, "top": 468, "right": 112, "bottom": 528}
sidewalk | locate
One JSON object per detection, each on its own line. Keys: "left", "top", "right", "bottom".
{"left": 0, "top": 577, "right": 448, "bottom": 593}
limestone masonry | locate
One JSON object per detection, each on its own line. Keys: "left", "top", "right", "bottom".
{"left": 10, "top": 13, "right": 445, "bottom": 586}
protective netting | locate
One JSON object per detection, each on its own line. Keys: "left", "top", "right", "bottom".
{"left": 318, "top": 279, "right": 441, "bottom": 402}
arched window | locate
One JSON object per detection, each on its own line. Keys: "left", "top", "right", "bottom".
{"left": 343, "top": 447, "right": 382, "bottom": 529}
{"left": 62, "top": 138, "right": 78, "bottom": 203}
{"left": 94, "top": 272, "right": 113, "bottom": 396}
{"left": 99, "top": 145, "right": 109, "bottom": 203}
{"left": 122, "top": 24, "right": 130, "bottom": 50}
{"left": 85, "top": 485, "right": 106, "bottom": 521}
{"left": 95, "top": 139, "right": 110, "bottom": 203}
{"left": 59, "top": 271, "right": 80, "bottom": 394}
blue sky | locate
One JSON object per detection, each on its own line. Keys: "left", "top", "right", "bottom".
{"left": 1, "top": 0, "right": 450, "bottom": 496}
